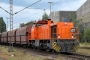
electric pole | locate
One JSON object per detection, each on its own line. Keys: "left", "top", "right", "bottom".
{"left": 10, "top": 0, "right": 13, "bottom": 31}
{"left": 8, "top": 0, "right": 13, "bottom": 52}
{"left": 48, "top": 2, "right": 53, "bottom": 19}
{"left": 6, "top": 18, "right": 9, "bottom": 31}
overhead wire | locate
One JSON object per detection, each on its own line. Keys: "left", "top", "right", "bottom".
{"left": 13, "top": 0, "right": 42, "bottom": 19}
{"left": 13, "top": 0, "right": 41, "bottom": 15}
{"left": 14, "top": 9, "right": 44, "bottom": 23}
{"left": 14, "top": 0, "right": 62, "bottom": 23}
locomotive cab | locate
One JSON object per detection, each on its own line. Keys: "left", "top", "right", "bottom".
{"left": 51, "top": 22, "right": 79, "bottom": 52}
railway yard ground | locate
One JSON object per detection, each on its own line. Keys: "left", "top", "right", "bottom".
{"left": 80, "top": 43, "right": 90, "bottom": 47}
{"left": 0, "top": 43, "right": 90, "bottom": 60}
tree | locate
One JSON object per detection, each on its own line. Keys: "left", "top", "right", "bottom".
{"left": 78, "top": 24, "right": 84, "bottom": 42}
{"left": 42, "top": 12, "right": 49, "bottom": 20}
{"left": 20, "top": 23, "right": 25, "bottom": 27}
{"left": 70, "top": 13, "right": 80, "bottom": 27}
{"left": 83, "top": 28, "right": 90, "bottom": 43}
{"left": 25, "top": 20, "right": 35, "bottom": 26}
{"left": 0, "top": 17, "right": 6, "bottom": 32}
{"left": 20, "top": 20, "right": 35, "bottom": 27}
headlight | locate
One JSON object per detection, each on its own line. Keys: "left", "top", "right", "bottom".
{"left": 71, "top": 28, "right": 76, "bottom": 32}
{"left": 71, "top": 34, "right": 74, "bottom": 38}
{"left": 58, "top": 34, "right": 60, "bottom": 38}
{"left": 72, "top": 35, "right": 74, "bottom": 38}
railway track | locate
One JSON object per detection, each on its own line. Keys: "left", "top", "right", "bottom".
{"left": 62, "top": 53, "right": 90, "bottom": 60}
{"left": 18, "top": 47, "right": 90, "bottom": 60}
{"left": 79, "top": 47, "right": 90, "bottom": 49}
{"left": 32, "top": 49, "right": 90, "bottom": 60}
{"left": 1, "top": 45, "right": 90, "bottom": 60}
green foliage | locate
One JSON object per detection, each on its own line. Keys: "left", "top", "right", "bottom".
{"left": 20, "top": 20, "right": 35, "bottom": 27}
{"left": 78, "top": 24, "right": 84, "bottom": 42}
{"left": 83, "top": 28, "right": 90, "bottom": 43}
{"left": 0, "top": 17, "right": 6, "bottom": 32}
{"left": 70, "top": 13, "right": 76, "bottom": 21}
{"left": 20, "top": 23, "right": 25, "bottom": 27}
{"left": 42, "top": 12, "right": 49, "bottom": 20}
{"left": 70, "top": 13, "right": 79, "bottom": 27}
{"left": 25, "top": 21, "right": 35, "bottom": 26}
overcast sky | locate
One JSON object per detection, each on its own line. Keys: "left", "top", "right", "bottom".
{"left": 0, "top": 0, "right": 86, "bottom": 30}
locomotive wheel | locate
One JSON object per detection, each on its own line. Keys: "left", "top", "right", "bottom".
{"left": 46, "top": 47, "right": 51, "bottom": 52}
{"left": 52, "top": 49, "right": 55, "bottom": 53}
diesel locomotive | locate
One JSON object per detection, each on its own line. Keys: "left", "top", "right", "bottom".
{"left": 0, "top": 19, "right": 79, "bottom": 53}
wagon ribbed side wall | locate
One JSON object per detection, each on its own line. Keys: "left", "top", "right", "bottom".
{"left": 16, "top": 29, "right": 21, "bottom": 44}
{"left": 16, "top": 25, "right": 33, "bottom": 45}
{"left": 16, "top": 26, "right": 27, "bottom": 44}
{"left": 8, "top": 30, "right": 17, "bottom": 44}
{"left": 1, "top": 32, "right": 8, "bottom": 43}
{"left": 8, "top": 31, "right": 11, "bottom": 43}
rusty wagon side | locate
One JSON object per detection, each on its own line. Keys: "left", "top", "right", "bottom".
{"left": 16, "top": 25, "right": 33, "bottom": 45}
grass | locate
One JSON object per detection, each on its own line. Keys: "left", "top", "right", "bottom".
{"left": 76, "top": 43, "right": 90, "bottom": 55}
{"left": 1, "top": 44, "right": 90, "bottom": 60}
{"left": 0, "top": 45, "right": 65, "bottom": 60}
{"left": 0, "top": 45, "right": 44, "bottom": 60}
{"left": 80, "top": 43, "right": 90, "bottom": 47}
{"left": 77, "top": 49, "right": 90, "bottom": 55}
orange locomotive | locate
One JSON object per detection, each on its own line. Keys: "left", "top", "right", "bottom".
{"left": 0, "top": 19, "right": 79, "bottom": 53}
{"left": 30, "top": 19, "right": 79, "bottom": 52}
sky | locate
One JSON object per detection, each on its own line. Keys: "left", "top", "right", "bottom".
{"left": 0, "top": 0, "right": 87, "bottom": 30}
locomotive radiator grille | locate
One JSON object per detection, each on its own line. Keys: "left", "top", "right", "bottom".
{"left": 73, "top": 45, "right": 79, "bottom": 51}
{"left": 52, "top": 42, "right": 61, "bottom": 52}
